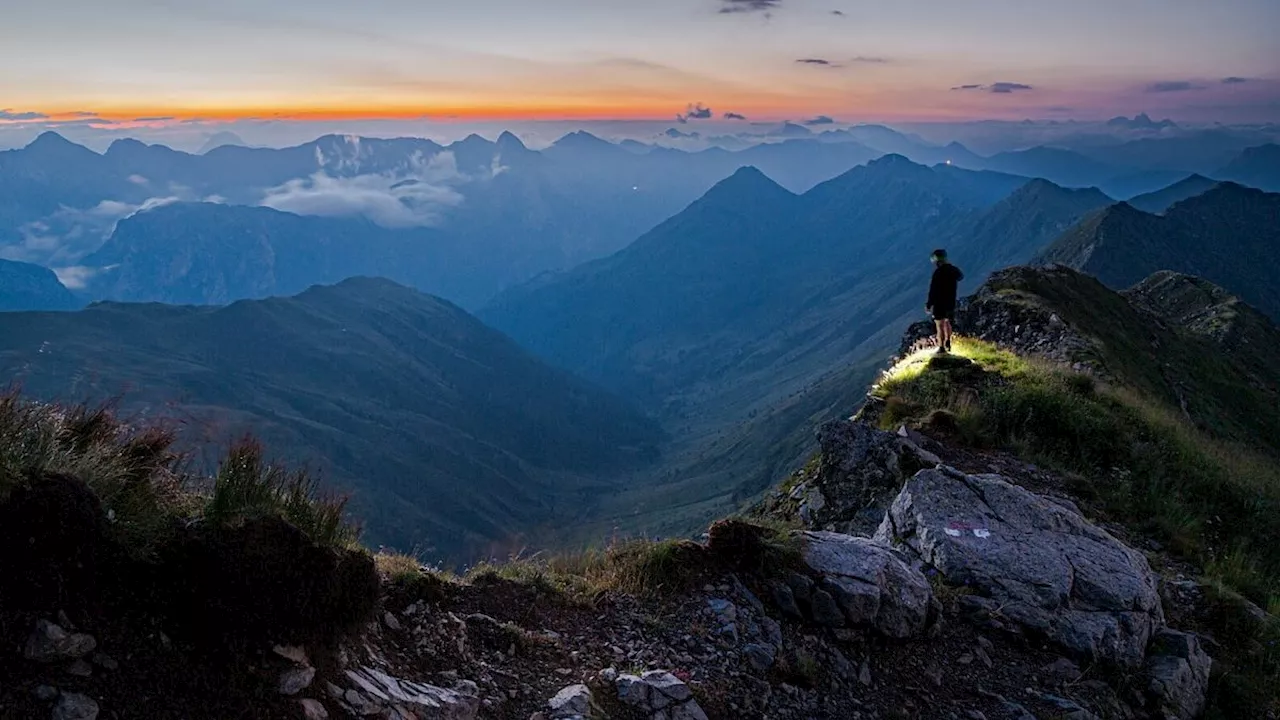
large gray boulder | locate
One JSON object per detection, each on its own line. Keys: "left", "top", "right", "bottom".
{"left": 875, "top": 467, "right": 1164, "bottom": 666}
{"left": 24, "top": 620, "right": 96, "bottom": 663}
{"left": 1145, "top": 630, "right": 1212, "bottom": 720}
{"left": 548, "top": 683, "right": 595, "bottom": 719}
{"left": 615, "top": 671, "right": 708, "bottom": 720}
{"left": 798, "top": 421, "right": 940, "bottom": 535}
{"left": 801, "top": 531, "right": 935, "bottom": 638}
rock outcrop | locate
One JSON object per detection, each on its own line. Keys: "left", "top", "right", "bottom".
{"left": 875, "top": 466, "right": 1164, "bottom": 666}
{"left": 800, "top": 531, "right": 935, "bottom": 638}
{"left": 898, "top": 266, "right": 1100, "bottom": 372}
{"left": 1144, "top": 630, "right": 1212, "bottom": 720}
{"left": 615, "top": 671, "right": 709, "bottom": 720}
{"left": 792, "top": 420, "right": 941, "bottom": 535}
{"left": 342, "top": 667, "right": 480, "bottom": 719}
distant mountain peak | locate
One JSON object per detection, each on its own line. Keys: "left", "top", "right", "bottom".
{"left": 1106, "top": 113, "right": 1178, "bottom": 130}
{"left": 23, "top": 131, "right": 97, "bottom": 161}
{"left": 868, "top": 153, "right": 916, "bottom": 166}
{"left": 1014, "top": 177, "right": 1110, "bottom": 203}
{"left": 105, "top": 138, "right": 151, "bottom": 157}
{"left": 28, "top": 130, "right": 73, "bottom": 148}
{"left": 553, "top": 130, "right": 612, "bottom": 149}
{"left": 198, "top": 131, "right": 247, "bottom": 154}
{"left": 860, "top": 154, "right": 934, "bottom": 179}
{"left": 696, "top": 165, "right": 791, "bottom": 205}
{"left": 495, "top": 131, "right": 528, "bottom": 151}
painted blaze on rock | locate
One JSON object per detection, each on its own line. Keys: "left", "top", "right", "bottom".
{"left": 875, "top": 467, "right": 1164, "bottom": 666}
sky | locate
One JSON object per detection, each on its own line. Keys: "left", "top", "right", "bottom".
{"left": 2, "top": 0, "right": 1279, "bottom": 134}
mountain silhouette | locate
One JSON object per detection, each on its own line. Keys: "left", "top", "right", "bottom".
{"left": 1037, "top": 183, "right": 1280, "bottom": 320}
{"left": 0, "top": 259, "right": 80, "bottom": 311}
{"left": 0, "top": 276, "right": 661, "bottom": 557}
{"left": 1127, "top": 174, "right": 1220, "bottom": 213}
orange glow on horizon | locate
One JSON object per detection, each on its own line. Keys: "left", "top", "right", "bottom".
{"left": 7, "top": 95, "right": 1031, "bottom": 127}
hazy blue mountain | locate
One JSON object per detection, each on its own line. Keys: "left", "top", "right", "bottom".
{"left": 951, "top": 179, "right": 1113, "bottom": 272}
{"left": 0, "top": 259, "right": 81, "bottom": 311}
{"left": 1217, "top": 144, "right": 1280, "bottom": 191}
{"left": 1106, "top": 113, "right": 1177, "bottom": 131}
{"left": 197, "top": 131, "right": 247, "bottom": 154}
{"left": 0, "top": 277, "right": 662, "bottom": 558}
{"left": 484, "top": 161, "right": 1121, "bottom": 538}
{"left": 1097, "top": 169, "right": 1208, "bottom": 200}
{"left": 976, "top": 146, "right": 1118, "bottom": 188}
{"left": 1127, "top": 174, "right": 1220, "bottom": 213}
{"left": 482, "top": 157, "right": 1075, "bottom": 421}
{"left": 85, "top": 202, "right": 449, "bottom": 305}
{"left": 929, "top": 164, "right": 1032, "bottom": 205}
{"left": 1037, "top": 183, "right": 1280, "bottom": 320}
{"left": 1077, "top": 130, "right": 1255, "bottom": 174}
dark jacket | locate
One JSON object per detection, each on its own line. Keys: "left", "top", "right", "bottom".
{"left": 927, "top": 263, "right": 964, "bottom": 310}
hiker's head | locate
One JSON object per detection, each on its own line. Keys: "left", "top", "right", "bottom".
{"left": 930, "top": 249, "right": 948, "bottom": 266}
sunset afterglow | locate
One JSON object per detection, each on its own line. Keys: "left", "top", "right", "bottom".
{"left": 3, "top": 0, "right": 1277, "bottom": 129}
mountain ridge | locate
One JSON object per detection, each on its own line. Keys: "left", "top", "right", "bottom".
{"left": 0, "top": 276, "right": 663, "bottom": 558}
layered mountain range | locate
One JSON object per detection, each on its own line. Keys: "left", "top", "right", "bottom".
{"left": 0, "top": 278, "right": 661, "bottom": 557}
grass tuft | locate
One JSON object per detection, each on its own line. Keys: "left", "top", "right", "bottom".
{"left": 205, "top": 437, "right": 357, "bottom": 548}
{"left": 0, "top": 392, "right": 360, "bottom": 557}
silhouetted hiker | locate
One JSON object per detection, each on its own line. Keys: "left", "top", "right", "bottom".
{"left": 926, "top": 249, "right": 964, "bottom": 353}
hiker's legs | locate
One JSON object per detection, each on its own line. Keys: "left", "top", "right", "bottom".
{"left": 941, "top": 319, "right": 953, "bottom": 349}
{"left": 935, "top": 319, "right": 946, "bottom": 350}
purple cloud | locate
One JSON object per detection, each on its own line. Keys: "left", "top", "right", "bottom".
{"left": 0, "top": 109, "right": 48, "bottom": 121}
{"left": 718, "top": 0, "right": 781, "bottom": 13}
{"left": 951, "top": 82, "right": 1033, "bottom": 94}
{"left": 676, "top": 103, "right": 713, "bottom": 123}
{"left": 796, "top": 58, "right": 834, "bottom": 66}
{"left": 804, "top": 115, "right": 836, "bottom": 125}
{"left": 723, "top": 112, "right": 748, "bottom": 120}
{"left": 1146, "top": 81, "right": 1203, "bottom": 93}
{"left": 1222, "top": 76, "right": 1251, "bottom": 84}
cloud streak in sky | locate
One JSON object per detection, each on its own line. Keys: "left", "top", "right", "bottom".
{"left": 718, "top": 0, "right": 782, "bottom": 14}
{"left": 676, "top": 103, "right": 713, "bottom": 123}
{"left": 1222, "top": 76, "right": 1250, "bottom": 84}
{"left": 723, "top": 112, "right": 747, "bottom": 120}
{"left": 951, "top": 82, "right": 1033, "bottom": 94}
{"left": 0, "top": 109, "right": 49, "bottom": 121}
{"left": 1146, "top": 81, "right": 1203, "bottom": 93}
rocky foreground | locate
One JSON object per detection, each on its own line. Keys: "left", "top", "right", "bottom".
{"left": 4, "top": 409, "right": 1230, "bottom": 720}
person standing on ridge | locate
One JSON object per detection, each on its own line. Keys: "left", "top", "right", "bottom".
{"left": 925, "top": 249, "right": 964, "bottom": 353}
